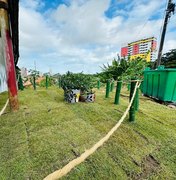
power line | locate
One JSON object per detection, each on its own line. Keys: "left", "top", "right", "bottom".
{"left": 135, "top": 0, "right": 169, "bottom": 41}
{"left": 135, "top": 19, "right": 149, "bottom": 40}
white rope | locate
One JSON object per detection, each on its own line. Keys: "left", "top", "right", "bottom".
{"left": 0, "top": 99, "right": 9, "bottom": 116}
{"left": 44, "top": 81, "right": 140, "bottom": 180}
{"left": 116, "top": 80, "right": 143, "bottom": 83}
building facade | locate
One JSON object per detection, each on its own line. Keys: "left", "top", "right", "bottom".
{"left": 121, "top": 37, "right": 157, "bottom": 62}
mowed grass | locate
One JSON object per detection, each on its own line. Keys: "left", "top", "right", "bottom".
{"left": 0, "top": 86, "right": 176, "bottom": 180}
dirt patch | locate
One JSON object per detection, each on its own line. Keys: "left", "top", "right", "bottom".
{"left": 71, "top": 142, "right": 80, "bottom": 157}
{"left": 134, "top": 154, "right": 160, "bottom": 179}
{"left": 71, "top": 148, "right": 80, "bottom": 157}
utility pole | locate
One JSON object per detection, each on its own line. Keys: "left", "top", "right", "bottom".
{"left": 0, "top": 0, "right": 19, "bottom": 111}
{"left": 157, "top": 0, "right": 175, "bottom": 67}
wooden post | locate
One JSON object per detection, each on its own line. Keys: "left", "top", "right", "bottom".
{"left": 97, "top": 80, "right": 100, "bottom": 89}
{"left": 18, "top": 75, "right": 24, "bottom": 91}
{"left": 59, "top": 77, "right": 61, "bottom": 88}
{"left": 114, "top": 81, "right": 122, "bottom": 105}
{"left": 105, "top": 79, "right": 110, "bottom": 98}
{"left": 127, "top": 83, "right": 130, "bottom": 91}
{"left": 110, "top": 81, "right": 114, "bottom": 92}
{"left": 46, "top": 75, "right": 48, "bottom": 89}
{"left": 135, "top": 88, "right": 139, "bottom": 111}
{"left": 0, "top": 0, "right": 19, "bottom": 111}
{"left": 33, "top": 76, "right": 36, "bottom": 90}
{"left": 129, "top": 80, "right": 137, "bottom": 122}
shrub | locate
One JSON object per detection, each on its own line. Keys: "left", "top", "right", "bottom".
{"left": 61, "top": 71, "right": 94, "bottom": 93}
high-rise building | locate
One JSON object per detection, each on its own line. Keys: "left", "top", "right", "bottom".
{"left": 121, "top": 37, "right": 157, "bottom": 62}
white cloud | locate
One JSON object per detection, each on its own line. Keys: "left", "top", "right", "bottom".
{"left": 164, "top": 40, "right": 176, "bottom": 51}
{"left": 128, "top": 0, "right": 162, "bottom": 19}
{"left": 19, "top": 0, "right": 176, "bottom": 74}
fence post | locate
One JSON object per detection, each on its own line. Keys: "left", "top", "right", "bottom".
{"left": 105, "top": 79, "right": 110, "bottom": 98}
{"left": 127, "top": 83, "right": 130, "bottom": 91}
{"left": 33, "top": 76, "right": 36, "bottom": 90}
{"left": 18, "top": 75, "right": 24, "bottom": 91}
{"left": 110, "top": 81, "right": 114, "bottom": 92}
{"left": 97, "top": 80, "right": 100, "bottom": 89}
{"left": 135, "top": 87, "right": 139, "bottom": 111}
{"left": 46, "top": 75, "right": 48, "bottom": 89}
{"left": 129, "top": 79, "right": 137, "bottom": 122}
{"left": 114, "top": 81, "right": 122, "bottom": 105}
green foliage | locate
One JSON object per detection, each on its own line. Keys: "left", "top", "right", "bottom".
{"left": 61, "top": 71, "right": 94, "bottom": 93}
{"left": 39, "top": 79, "right": 47, "bottom": 87}
{"left": 28, "top": 69, "right": 40, "bottom": 85}
{"left": 39, "top": 76, "right": 55, "bottom": 87}
{"left": 18, "top": 75, "right": 24, "bottom": 90}
{"left": 100, "top": 58, "right": 128, "bottom": 82}
{"left": 122, "top": 57, "right": 149, "bottom": 80}
{"left": 161, "top": 49, "right": 176, "bottom": 68}
{"left": 28, "top": 69, "right": 40, "bottom": 77}
{"left": 99, "top": 56, "right": 149, "bottom": 82}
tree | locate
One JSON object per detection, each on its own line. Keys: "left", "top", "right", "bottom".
{"left": 100, "top": 58, "right": 129, "bottom": 82}
{"left": 99, "top": 56, "right": 148, "bottom": 82}
{"left": 122, "top": 57, "right": 149, "bottom": 80}
{"left": 61, "top": 71, "right": 94, "bottom": 93}
{"left": 28, "top": 69, "right": 40, "bottom": 89}
{"left": 161, "top": 49, "right": 176, "bottom": 68}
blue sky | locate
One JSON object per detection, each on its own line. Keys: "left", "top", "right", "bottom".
{"left": 19, "top": 0, "right": 176, "bottom": 74}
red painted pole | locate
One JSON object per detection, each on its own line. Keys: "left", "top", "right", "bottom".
{"left": 0, "top": 0, "right": 19, "bottom": 111}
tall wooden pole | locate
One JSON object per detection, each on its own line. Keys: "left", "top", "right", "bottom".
{"left": 0, "top": 0, "right": 19, "bottom": 111}
{"left": 157, "top": 0, "right": 175, "bottom": 67}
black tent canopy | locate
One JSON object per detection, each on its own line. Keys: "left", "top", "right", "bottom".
{"left": 8, "top": 0, "right": 19, "bottom": 66}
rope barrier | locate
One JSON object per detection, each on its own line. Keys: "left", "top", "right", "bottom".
{"left": 44, "top": 81, "right": 140, "bottom": 180}
{"left": 116, "top": 80, "right": 143, "bottom": 83}
{"left": 0, "top": 99, "right": 9, "bottom": 116}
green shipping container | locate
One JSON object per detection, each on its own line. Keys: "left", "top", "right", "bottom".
{"left": 143, "top": 66, "right": 176, "bottom": 102}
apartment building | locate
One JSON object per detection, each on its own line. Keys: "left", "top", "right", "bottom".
{"left": 121, "top": 37, "right": 157, "bottom": 62}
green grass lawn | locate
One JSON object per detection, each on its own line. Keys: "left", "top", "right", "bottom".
{"left": 0, "top": 86, "right": 176, "bottom": 180}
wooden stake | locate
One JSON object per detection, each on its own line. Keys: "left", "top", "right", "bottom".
{"left": 129, "top": 80, "right": 136, "bottom": 122}
{"left": 97, "top": 80, "right": 100, "bottom": 89}
{"left": 46, "top": 75, "right": 48, "bottom": 89}
{"left": 33, "top": 76, "right": 36, "bottom": 90}
{"left": 105, "top": 79, "right": 110, "bottom": 98}
{"left": 114, "top": 81, "right": 122, "bottom": 105}
{"left": 110, "top": 81, "right": 114, "bottom": 92}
